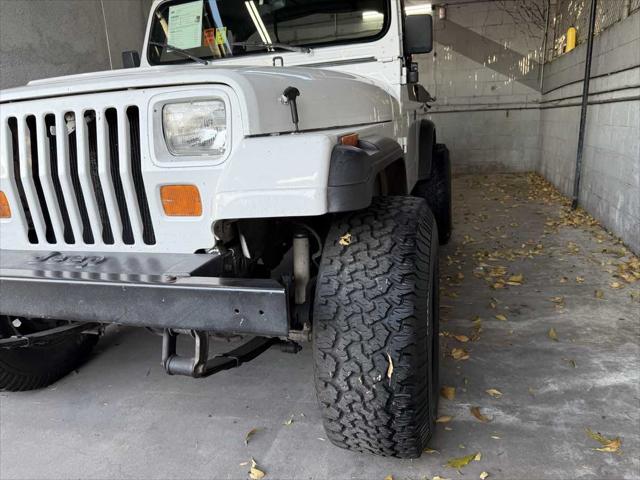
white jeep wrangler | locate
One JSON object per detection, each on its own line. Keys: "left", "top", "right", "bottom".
{"left": 0, "top": 0, "right": 451, "bottom": 458}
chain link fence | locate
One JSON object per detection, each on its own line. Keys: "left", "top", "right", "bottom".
{"left": 545, "top": 0, "right": 636, "bottom": 62}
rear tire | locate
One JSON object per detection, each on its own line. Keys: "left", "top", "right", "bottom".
{"left": 313, "top": 196, "right": 440, "bottom": 458}
{"left": 413, "top": 143, "right": 452, "bottom": 244}
{"left": 0, "top": 317, "right": 98, "bottom": 391}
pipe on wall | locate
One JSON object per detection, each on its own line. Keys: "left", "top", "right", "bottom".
{"left": 571, "top": 0, "right": 598, "bottom": 210}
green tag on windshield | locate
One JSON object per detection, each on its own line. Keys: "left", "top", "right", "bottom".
{"left": 167, "top": 0, "right": 203, "bottom": 50}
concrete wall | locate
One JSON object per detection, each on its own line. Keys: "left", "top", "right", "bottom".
{"left": 0, "top": 0, "right": 149, "bottom": 90}
{"left": 538, "top": 11, "right": 640, "bottom": 253}
{"left": 418, "top": 0, "right": 545, "bottom": 173}
{"left": 415, "top": 2, "right": 639, "bottom": 252}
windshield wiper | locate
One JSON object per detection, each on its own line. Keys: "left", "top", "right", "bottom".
{"left": 149, "top": 41, "right": 209, "bottom": 65}
{"left": 232, "top": 42, "right": 312, "bottom": 54}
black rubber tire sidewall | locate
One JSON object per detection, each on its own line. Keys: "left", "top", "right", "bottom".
{"left": 313, "top": 196, "right": 439, "bottom": 458}
{"left": 0, "top": 318, "right": 98, "bottom": 392}
{"left": 413, "top": 144, "right": 452, "bottom": 245}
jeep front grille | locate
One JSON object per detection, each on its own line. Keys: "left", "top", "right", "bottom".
{"left": 2, "top": 106, "right": 155, "bottom": 247}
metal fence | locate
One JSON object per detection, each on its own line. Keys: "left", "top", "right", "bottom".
{"left": 545, "top": 0, "right": 637, "bottom": 62}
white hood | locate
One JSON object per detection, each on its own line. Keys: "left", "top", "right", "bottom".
{"left": 0, "top": 65, "right": 395, "bottom": 135}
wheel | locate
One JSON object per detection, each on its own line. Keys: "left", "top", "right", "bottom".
{"left": 413, "top": 143, "right": 452, "bottom": 244}
{"left": 313, "top": 196, "right": 440, "bottom": 458}
{"left": 0, "top": 317, "right": 98, "bottom": 391}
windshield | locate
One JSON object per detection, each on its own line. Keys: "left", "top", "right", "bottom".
{"left": 148, "top": 0, "right": 390, "bottom": 65}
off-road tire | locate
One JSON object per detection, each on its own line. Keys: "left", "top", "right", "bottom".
{"left": 313, "top": 196, "right": 440, "bottom": 458}
{"left": 413, "top": 143, "right": 452, "bottom": 244}
{"left": 0, "top": 317, "right": 98, "bottom": 391}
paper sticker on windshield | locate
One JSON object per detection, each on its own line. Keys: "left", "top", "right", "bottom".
{"left": 204, "top": 28, "right": 216, "bottom": 46}
{"left": 167, "top": 0, "right": 203, "bottom": 50}
{"left": 215, "top": 27, "right": 227, "bottom": 46}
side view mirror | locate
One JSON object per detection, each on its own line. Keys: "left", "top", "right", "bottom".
{"left": 405, "top": 14, "right": 433, "bottom": 55}
{"left": 122, "top": 50, "right": 141, "bottom": 69}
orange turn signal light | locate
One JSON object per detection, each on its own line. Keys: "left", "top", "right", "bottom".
{"left": 0, "top": 191, "right": 11, "bottom": 218}
{"left": 160, "top": 185, "right": 202, "bottom": 217}
{"left": 340, "top": 133, "right": 359, "bottom": 147}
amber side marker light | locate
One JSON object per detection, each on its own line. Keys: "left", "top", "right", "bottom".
{"left": 340, "top": 133, "right": 359, "bottom": 147}
{"left": 0, "top": 191, "right": 11, "bottom": 218}
{"left": 160, "top": 185, "right": 202, "bottom": 217}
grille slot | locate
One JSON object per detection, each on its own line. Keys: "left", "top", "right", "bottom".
{"left": 7, "top": 117, "right": 38, "bottom": 244}
{"left": 2, "top": 105, "right": 155, "bottom": 248}
{"left": 127, "top": 106, "right": 156, "bottom": 245}
{"left": 105, "top": 108, "right": 134, "bottom": 245}
{"left": 67, "top": 112, "right": 95, "bottom": 244}
{"left": 25, "top": 115, "right": 56, "bottom": 244}
{"left": 45, "top": 114, "right": 75, "bottom": 244}
{"left": 85, "top": 111, "right": 114, "bottom": 244}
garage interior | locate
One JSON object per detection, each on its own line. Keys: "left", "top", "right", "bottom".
{"left": 0, "top": 0, "right": 638, "bottom": 479}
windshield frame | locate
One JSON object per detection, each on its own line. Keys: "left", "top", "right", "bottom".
{"left": 146, "top": 0, "right": 393, "bottom": 66}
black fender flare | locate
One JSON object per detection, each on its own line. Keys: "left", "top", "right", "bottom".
{"left": 408, "top": 119, "right": 436, "bottom": 181}
{"left": 327, "top": 135, "right": 404, "bottom": 213}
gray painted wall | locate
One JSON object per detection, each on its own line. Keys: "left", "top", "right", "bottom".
{"left": 0, "top": 0, "right": 148, "bottom": 90}
{"left": 538, "top": 11, "right": 640, "bottom": 253}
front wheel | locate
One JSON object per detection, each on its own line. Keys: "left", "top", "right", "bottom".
{"left": 0, "top": 317, "right": 98, "bottom": 391}
{"left": 313, "top": 196, "right": 440, "bottom": 458}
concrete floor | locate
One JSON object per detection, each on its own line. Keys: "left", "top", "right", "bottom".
{"left": 1, "top": 173, "right": 638, "bottom": 480}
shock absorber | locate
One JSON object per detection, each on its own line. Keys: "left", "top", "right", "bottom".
{"left": 293, "top": 230, "right": 310, "bottom": 305}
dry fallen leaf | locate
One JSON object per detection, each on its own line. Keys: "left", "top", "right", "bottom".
{"left": 283, "top": 416, "right": 294, "bottom": 426}
{"left": 433, "top": 476, "right": 450, "bottom": 480}
{"left": 507, "top": 274, "right": 524, "bottom": 285}
{"left": 548, "top": 328, "right": 558, "bottom": 341}
{"left": 596, "top": 438, "right": 621, "bottom": 453}
{"left": 424, "top": 448, "right": 440, "bottom": 454}
{"left": 245, "top": 428, "right": 260, "bottom": 446}
{"left": 436, "top": 415, "right": 453, "bottom": 424}
{"left": 386, "top": 352, "right": 394, "bottom": 380}
{"left": 586, "top": 428, "right": 611, "bottom": 444}
{"left": 339, "top": 233, "right": 352, "bottom": 246}
{"left": 440, "top": 386, "right": 456, "bottom": 400}
{"left": 576, "top": 276, "right": 585, "bottom": 283}
{"left": 454, "top": 334, "right": 470, "bottom": 343}
{"left": 470, "top": 407, "right": 490, "bottom": 423}
{"left": 384, "top": 476, "right": 393, "bottom": 480}
{"left": 610, "top": 281, "right": 624, "bottom": 289}
{"left": 446, "top": 452, "right": 480, "bottom": 469}
{"left": 451, "top": 348, "right": 470, "bottom": 360}
{"left": 480, "top": 472, "right": 490, "bottom": 480}
{"left": 474, "top": 452, "right": 482, "bottom": 461}
{"left": 249, "top": 459, "right": 266, "bottom": 480}
{"left": 586, "top": 428, "right": 622, "bottom": 453}
{"left": 595, "top": 290, "right": 604, "bottom": 299}
{"left": 495, "top": 314, "right": 508, "bottom": 321}
{"left": 486, "top": 388, "right": 503, "bottom": 398}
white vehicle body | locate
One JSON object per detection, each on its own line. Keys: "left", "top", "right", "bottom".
{"left": 0, "top": 3, "right": 449, "bottom": 449}
{"left": 0, "top": 0, "right": 428, "bottom": 254}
